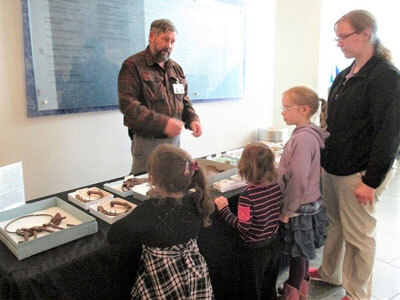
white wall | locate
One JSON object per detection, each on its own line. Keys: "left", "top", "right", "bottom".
{"left": 0, "top": 1, "right": 279, "bottom": 200}
{"left": 273, "top": 0, "right": 321, "bottom": 127}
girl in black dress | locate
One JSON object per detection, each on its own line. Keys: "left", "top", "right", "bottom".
{"left": 108, "top": 144, "right": 214, "bottom": 299}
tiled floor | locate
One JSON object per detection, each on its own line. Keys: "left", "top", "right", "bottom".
{"left": 277, "top": 158, "right": 400, "bottom": 300}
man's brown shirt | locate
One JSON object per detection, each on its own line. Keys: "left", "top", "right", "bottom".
{"left": 118, "top": 46, "right": 199, "bottom": 138}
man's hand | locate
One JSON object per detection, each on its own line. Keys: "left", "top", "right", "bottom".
{"left": 190, "top": 121, "right": 202, "bottom": 137}
{"left": 215, "top": 196, "right": 228, "bottom": 211}
{"left": 164, "top": 118, "right": 184, "bottom": 137}
{"left": 355, "top": 182, "right": 375, "bottom": 205}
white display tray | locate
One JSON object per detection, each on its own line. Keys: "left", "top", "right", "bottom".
{"left": 131, "top": 181, "right": 153, "bottom": 201}
{"left": 89, "top": 198, "right": 136, "bottom": 224}
{"left": 0, "top": 197, "right": 98, "bottom": 260}
{"left": 197, "top": 158, "right": 238, "bottom": 186}
{"left": 103, "top": 174, "right": 149, "bottom": 198}
{"left": 260, "top": 141, "right": 284, "bottom": 162}
{"left": 212, "top": 174, "right": 247, "bottom": 193}
{"left": 68, "top": 187, "right": 113, "bottom": 210}
{"left": 103, "top": 179, "right": 133, "bottom": 197}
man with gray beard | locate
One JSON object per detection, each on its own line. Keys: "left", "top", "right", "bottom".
{"left": 118, "top": 19, "right": 202, "bottom": 175}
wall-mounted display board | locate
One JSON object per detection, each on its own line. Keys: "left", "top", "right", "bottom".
{"left": 23, "top": 0, "right": 245, "bottom": 117}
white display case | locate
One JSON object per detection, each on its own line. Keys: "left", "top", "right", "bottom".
{"left": 0, "top": 197, "right": 98, "bottom": 260}
{"left": 103, "top": 174, "right": 149, "bottom": 198}
{"left": 197, "top": 158, "right": 238, "bottom": 186}
{"left": 89, "top": 198, "right": 136, "bottom": 224}
{"left": 212, "top": 174, "right": 247, "bottom": 193}
{"left": 130, "top": 181, "right": 153, "bottom": 201}
{"left": 68, "top": 187, "right": 113, "bottom": 210}
{"left": 103, "top": 179, "right": 133, "bottom": 197}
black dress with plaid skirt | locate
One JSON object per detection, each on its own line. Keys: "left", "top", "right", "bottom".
{"left": 107, "top": 195, "right": 214, "bottom": 300}
{"left": 132, "top": 239, "right": 213, "bottom": 299}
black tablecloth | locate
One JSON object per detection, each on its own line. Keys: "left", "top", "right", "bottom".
{"left": 0, "top": 181, "right": 245, "bottom": 300}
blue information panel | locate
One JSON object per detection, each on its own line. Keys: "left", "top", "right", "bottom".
{"left": 23, "top": 0, "right": 245, "bottom": 116}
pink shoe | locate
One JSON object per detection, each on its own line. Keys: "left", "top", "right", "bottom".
{"left": 309, "top": 267, "right": 342, "bottom": 286}
{"left": 308, "top": 267, "right": 325, "bottom": 282}
{"left": 341, "top": 297, "right": 350, "bottom": 300}
{"left": 283, "top": 283, "right": 300, "bottom": 300}
{"left": 299, "top": 276, "right": 309, "bottom": 300}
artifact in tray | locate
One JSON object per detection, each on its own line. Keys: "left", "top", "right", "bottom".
{"left": 90, "top": 198, "right": 137, "bottom": 224}
{"left": 121, "top": 177, "right": 149, "bottom": 192}
{"left": 97, "top": 198, "right": 136, "bottom": 216}
{"left": 1, "top": 209, "right": 78, "bottom": 244}
{"left": 203, "top": 165, "right": 225, "bottom": 177}
{"left": 74, "top": 187, "right": 108, "bottom": 202}
{"left": 103, "top": 174, "right": 149, "bottom": 197}
{"left": 0, "top": 197, "right": 98, "bottom": 260}
{"left": 197, "top": 158, "right": 238, "bottom": 186}
{"left": 68, "top": 187, "right": 113, "bottom": 210}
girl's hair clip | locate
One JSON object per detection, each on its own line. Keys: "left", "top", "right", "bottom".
{"left": 191, "top": 161, "right": 199, "bottom": 171}
{"left": 184, "top": 161, "right": 199, "bottom": 176}
{"left": 184, "top": 161, "right": 191, "bottom": 176}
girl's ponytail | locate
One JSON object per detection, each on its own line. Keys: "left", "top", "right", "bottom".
{"left": 319, "top": 98, "right": 328, "bottom": 129}
{"left": 189, "top": 164, "right": 214, "bottom": 227}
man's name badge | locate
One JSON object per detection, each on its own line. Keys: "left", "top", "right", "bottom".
{"left": 173, "top": 83, "right": 185, "bottom": 94}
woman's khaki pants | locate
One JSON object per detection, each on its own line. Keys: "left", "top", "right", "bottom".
{"left": 319, "top": 163, "right": 397, "bottom": 300}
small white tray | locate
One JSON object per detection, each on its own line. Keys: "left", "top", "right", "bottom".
{"left": 0, "top": 197, "right": 98, "bottom": 260}
{"left": 103, "top": 174, "right": 149, "bottom": 198}
{"left": 89, "top": 198, "right": 136, "bottom": 224}
{"left": 213, "top": 180, "right": 247, "bottom": 193}
{"left": 213, "top": 174, "right": 247, "bottom": 193}
{"left": 197, "top": 158, "right": 238, "bottom": 186}
{"left": 131, "top": 182, "right": 153, "bottom": 201}
{"left": 103, "top": 179, "right": 133, "bottom": 197}
{"left": 68, "top": 187, "right": 113, "bottom": 210}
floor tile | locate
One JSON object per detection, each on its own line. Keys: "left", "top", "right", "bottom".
{"left": 377, "top": 197, "right": 400, "bottom": 218}
{"left": 376, "top": 233, "right": 400, "bottom": 263}
{"left": 390, "top": 257, "right": 400, "bottom": 269}
{"left": 390, "top": 293, "right": 400, "bottom": 300}
{"left": 372, "top": 259, "right": 400, "bottom": 299}
{"left": 376, "top": 214, "right": 400, "bottom": 238}
{"left": 309, "top": 282, "right": 345, "bottom": 299}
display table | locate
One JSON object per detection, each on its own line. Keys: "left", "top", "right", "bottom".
{"left": 0, "top": 178, "right": 245, "bottom": 300}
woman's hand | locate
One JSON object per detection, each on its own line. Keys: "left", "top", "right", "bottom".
{"left": 214, "top": 196, "right": 228, "bottom": 211}
{"left": 279, "top": 213, "right": 289, "bottom": 223}
{"left": 355, "top": 182, "right": 375, "bottom": 205}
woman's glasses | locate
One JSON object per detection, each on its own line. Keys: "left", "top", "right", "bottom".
{"left": 334, "top": 31, "right": 357, "bottom": 42}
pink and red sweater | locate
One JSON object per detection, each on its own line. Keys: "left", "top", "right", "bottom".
{"left": 218, "top": 183, "right": 282, "bottom": 248}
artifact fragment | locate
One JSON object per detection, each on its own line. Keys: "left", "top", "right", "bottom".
{"left": 203, "top": 165, "right": 224, "bottom": 177}
{"left": 75, "top": 188, "right": 104, "bottom": 202}
{"left": 4, "top": 212, "right": 67, "bottom": 243}
{"left": 121, "top": 178, "right": 149, "bottom": 192}
{"left": 97, "top": 200, "right": 133, "bottom": 216}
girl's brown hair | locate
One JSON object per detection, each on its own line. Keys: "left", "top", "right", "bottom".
{"left": 147, "top": 144, "right": 214, "bottom": 226}
{"left": 283, "top": 85, "right": 328, "bottom": 129}
{"left": 238, "top": 142, "right": 278, "bottom": 185}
